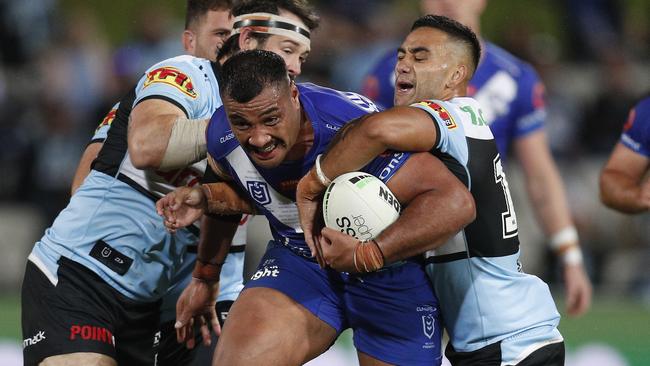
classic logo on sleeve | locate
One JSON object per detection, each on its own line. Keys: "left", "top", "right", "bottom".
{"left": 143, "top": 66, "right": 198, "bottom": 98}
{"left": 95, "top": 109, "right": 117, "bottom": 133}
{"left": 418, "top": 101, "right": 457, "bottom": 129}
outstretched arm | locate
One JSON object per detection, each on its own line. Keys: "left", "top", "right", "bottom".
{"left": 600, "top": 142, "right": 650, "bottom": 214}
{"left": 297, "top": 106, "right": 438, "bottom": 258}
{"left": 322, "top": 107, "right": 437, "bottom": 178}
{"left": 514, "top": 130, "right": 592, "bottom": 317}
{"left": 175, "top": 214, "right": 240, "bottom": 348}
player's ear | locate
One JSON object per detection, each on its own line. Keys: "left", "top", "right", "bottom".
{"left": 290, "top": 79, "right": 300, "bottom": 104}
{"left": 182, "top": 30, "right": 195, "bottom": 54}
{"left": 238, "top": 28, "right": 259, "bottom": 51}
{"left": 447, "top": 64, "right": 468, "bottom": 89}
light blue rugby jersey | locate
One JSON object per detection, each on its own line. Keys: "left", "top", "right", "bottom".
{"left": 412, "top": 98, "right": 563, "bottom": 364}
{"left": 206, "top": 83, "right": 409, "bottom": 258}
{"left": 29, "top": 55, "right": 245, "bottom": 303}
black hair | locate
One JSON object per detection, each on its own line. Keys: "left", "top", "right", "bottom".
{"left": 220, "top": 50, "right": 290, "bottom": 103}
{"left": 185, "top": 0, "right": 232, "bottom": 30}
{"left": 412, "top": 14, "right": 481, "bottom": 73}
{"left": 217, "top": 0, "right": 319, "bottom": 60}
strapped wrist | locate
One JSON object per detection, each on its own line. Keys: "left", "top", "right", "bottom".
{"left": 550, "top": 226, "right": 578, "bottom": 250}
{"left": 550, "top": 226, "right": 583, "bottom": 265}
{"left": 192, "top": 258, "right": 223, "bottom": 282}
{"left": 315, "top": 154, "right": 332, "bottom": 186}
{"left": 353, "top": 239, "right": 385, "bottom": 273}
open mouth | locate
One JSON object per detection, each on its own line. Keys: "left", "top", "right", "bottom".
{"left": 249, "top": 140, "right": 279, "bottom": 160}
{"left": 396, "top": 80, "right": 414, "bottom": 93}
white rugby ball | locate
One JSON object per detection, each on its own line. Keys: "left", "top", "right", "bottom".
{"left": 322, "top": 172, "right": 401, "bottom": 241}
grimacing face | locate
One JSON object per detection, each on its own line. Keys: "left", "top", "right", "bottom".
{"left": 394, "top": 27, "right": 458, "bottom": 106}
{"left": 191, "top": 9, "right": 233, "bottom": 61}
{"left": 224, "top": 82, "right": 302, "bottom": 168}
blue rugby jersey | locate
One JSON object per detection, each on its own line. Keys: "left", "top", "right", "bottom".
{"left": 28, "top": 55, "right": 241, "bottom": 302}
{"left": 206, "top": 83, "right": 409, "bottom": 258}
{"left": 361, "top": 41, "right": 547, "bottom": 159}
{"left": 620, "top": 96, "right": 650, "bottom": 157}
{"left": 413, "top": 97, "right": 562, "bottom": 363}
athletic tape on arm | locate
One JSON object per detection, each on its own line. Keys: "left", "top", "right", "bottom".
{"left": 159, "top": 117, "right": 208, "bottom": 170}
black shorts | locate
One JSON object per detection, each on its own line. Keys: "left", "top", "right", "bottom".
{"left": 21, "top": 257, "right": 162, "bottom": 366}
{"left": 445, "top": 340, "right": 565, "bottom": 366}
{"left": 157, "top": 300, "right": 234, "bottom": 366}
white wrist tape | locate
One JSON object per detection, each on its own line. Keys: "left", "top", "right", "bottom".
{"left": 550, "top": 226, "right": 579, "bottom": 250}
{"left": 315, "top": 154, "right": 332, "bottom": 186}
{"left": 550, "top": 226, "right": 583, "bottom": 265}
{"left": 159, "top": 118, "right": 208, "bottom": 170}
{"left": 562, "top": 246, "right": 584, "bottom": 266}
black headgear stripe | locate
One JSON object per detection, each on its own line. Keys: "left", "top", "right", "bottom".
{"left": 233, "top": 19, "right": 311, "bottom": 39}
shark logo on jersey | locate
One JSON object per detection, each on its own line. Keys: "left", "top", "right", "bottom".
{"left": 247, "top": 181, "right": 272, "bottom": 205}
{"left": 418, "top": 101, "right": 457, "bottom": 129}
{"left": 422, "top": 314, "right": 435, "bottom": 339}
{"left": 143, "top": 66, "right": 197, "bottom": 98}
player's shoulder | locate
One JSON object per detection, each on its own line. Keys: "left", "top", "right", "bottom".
{"left": 633, "top": 95, "right": 650, "bottom": 114}
{"left": 298, "top": 83, "right": 379, "bottom": 118}
{"left": 483, "top": 42, "right": 539, "bottom": 81}
{"left": 145, "top": 55, "right": 211, "bottom": 73}
{"left": 206, "top": 106, "right": 238, "bottom": 159}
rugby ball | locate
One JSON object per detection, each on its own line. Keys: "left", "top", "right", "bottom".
{"left": 322, "top": 172, "right": 401, "bottom": 241}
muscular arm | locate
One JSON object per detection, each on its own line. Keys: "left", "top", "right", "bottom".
{"left": 377, "top": 152, "right": 475, "bottom": 263}
{"left": 320, "top": 107, "right": 438, "bottom": 178}
{"left": 197, "top": 215, "right": 240, "bottom": 268}
{"left": 70, "top": 142, "right": 103, "bottom": 195}
{"left": 600, "top": 142, "right": 650, "bottom": 213}
{"left": 513, "top": 131, "right": 575, "bottom": 237}
{"left": 128, "top": 99, "right": 203, "bottom": 169}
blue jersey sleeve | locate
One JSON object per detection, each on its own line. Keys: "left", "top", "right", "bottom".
{"left": 512, "top": 64, "right": 546, "bottom": 138}
{"left": 620, "top": 97, "right": 650, "bottom": 157}
{"left": 90, "top": 102, "right": 120, "bottom": 143}
{"left": 362, "top": 152, "right": 411, "bottom": 183}
{"left": 206, "top": 106, "right": 239, "bottom": 161}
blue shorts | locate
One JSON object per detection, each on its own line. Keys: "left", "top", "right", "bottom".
{"left": 245, "top": 241, "right": 442, "bottom": 365}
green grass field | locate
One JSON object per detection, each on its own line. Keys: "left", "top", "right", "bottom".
{"left": 4, "top": 295, "right": 649, "bottom": 365}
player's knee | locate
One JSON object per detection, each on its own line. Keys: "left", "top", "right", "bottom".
{"left": 40, "top": 352, "right": 117, "bottom": 366}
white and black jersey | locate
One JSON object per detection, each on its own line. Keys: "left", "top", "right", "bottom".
{"left": 413, "top": 98, "right": 563, "bottom": 365}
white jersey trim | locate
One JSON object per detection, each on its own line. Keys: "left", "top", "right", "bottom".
{"left": 28, "top": 252, "right": 58, "bottom": 286}
{"left": 501, "top": 336, "right": 564, "bottom": 366}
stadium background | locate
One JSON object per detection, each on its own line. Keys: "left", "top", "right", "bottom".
{"left": 0, "top": 0, "right": 648, "bottom": 364}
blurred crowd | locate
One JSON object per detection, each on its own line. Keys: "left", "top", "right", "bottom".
{"left": 0, "top": 0, "right": 648, "bottom": 297}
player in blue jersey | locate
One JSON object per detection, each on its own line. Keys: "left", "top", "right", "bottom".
{"left": 20, "top": 1, "right": 320, "bottom": 365}
{"left": 298, "top": 15, "right": 565, "bottom": 365}
{"left": 600, "top": 95, "right": 650, "bottom": 213}
{"left": 361, "top": 0, "right": 592, "bottom": 318}
{"left": 156, "top": 50, "right": 476, "bottom": 366}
